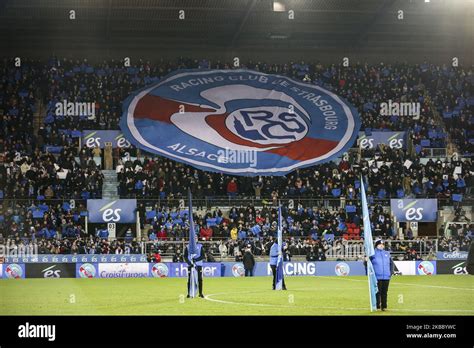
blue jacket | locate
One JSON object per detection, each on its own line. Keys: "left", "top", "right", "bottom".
{"left": 269, "top": 243, "right": 279, "bottom": 266}
{"left": 370, "top": 249, "right": 394, "bottom": 280}
{"left": 185, "top": 243, "right": 204, "bottom": 267}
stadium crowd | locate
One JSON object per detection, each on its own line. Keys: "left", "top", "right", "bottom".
{"left": 116, "top": 146, "right": 472, "bottom": 201}
{"left": 0, "top": 57, "right": 472, "bottom": 259}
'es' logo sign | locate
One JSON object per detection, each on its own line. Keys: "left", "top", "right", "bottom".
{"left": 360, "top": 137, "right": 403, "bottom": 149}
{"left": 87, "top": 199, "right": 136, "bottom": 223}
{"left": 359, "top": 132, "right": 404, "bottom": 149}
{"left": 83, "top": 131, "right": 131, "bottom": 148}
{"left": 399, "top": 200, "right": 423, "bottom": 221}
{"left": 100, "top": 200, "right": 122, "bottom": 222}
{"left": 391, "top": 199, "right": 437, "bottom": 222}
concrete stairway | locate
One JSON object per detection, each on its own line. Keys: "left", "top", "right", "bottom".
{"left": 102, "top": 170, "right": 119, "bottom": 199}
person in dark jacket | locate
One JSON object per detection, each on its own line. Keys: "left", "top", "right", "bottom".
{"left": 306, "top": 247, "right": 317, "bottom": 261}
{"left": 243, "top": 246, "right": 255, "bottom": 276}
{"left": 370, "top": 239, "right": 394, "bottom": 311}
{"left": 184, "top": 236, "right": 205, "bottom": 298}
{"left": 467, "top": 240, "right": 474, "bottom": 275}
{"left": 172, "top": 248, "right": 184, "bottom": 263}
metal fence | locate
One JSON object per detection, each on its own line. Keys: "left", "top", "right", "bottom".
{"left": 0, "top": 233, "right": 441, "bottom": 261}
{"left": 144, "top": 238, "right": 439, "bottom": 261}
{"left": 1, "top": 196, "right": 472, "bottom": 210}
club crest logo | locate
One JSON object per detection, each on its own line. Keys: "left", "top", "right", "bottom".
{"left": 120, "top": 69, "right": 360, "bottom": 175}
{"left": 232, "top": 263, "right": 245, "bottom": 277}
{"left": 78, "top": 263, "right": 97, "bottom": 278}
{"left": 417, "top": 261, "right": 435, "bottom": 275}
{"left": 335, "top": 262, "right": 350, "bottom": 276}
{"left": 5, "top": 264, "right": 23, "bottom": 279}
{"left": 151, "top": 263, "right": 169, "bottom": 278}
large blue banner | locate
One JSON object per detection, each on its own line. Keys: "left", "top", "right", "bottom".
{"left": 4, "top": 254, "right": 147, "bottom": 264}
{"left": 87, "top": 199, "right": 137, "bottom": 223}
{"left": 358, "top": 131, "right": 406, "bottom": 149}
{"left": 82, "top": 130, "right": 131, "bottom": 148}
{"left": 120, "top": 69, "right": 360, "bottom": 176}
{"left": 390, "top": 199, "right": 438, "bottom": 222}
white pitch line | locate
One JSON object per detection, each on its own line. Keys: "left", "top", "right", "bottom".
{"left": 203, "top": 291, "right": 474, "bottom": 313}
{"left": 204, "top": 293, "right": 368, "bottom": 311}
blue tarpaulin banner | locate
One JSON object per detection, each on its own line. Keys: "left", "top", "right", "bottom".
{"left": 120, "top": 69, "right": 360, "bottom": 176}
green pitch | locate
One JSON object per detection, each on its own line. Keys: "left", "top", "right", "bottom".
{"left": 1, "top": 275, "right": 472, "bottom": 315}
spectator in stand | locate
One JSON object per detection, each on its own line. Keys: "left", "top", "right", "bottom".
{"left": 200, "top": 224, "right": 213, "bottom": 240}
{"left": 154, "top": 250, "right": 162, "bottom": 263}
{"left": 306, "top": 246, "right": 317, "bottom": 261}
{"left": 235, "top": 250, "right": 243, "bottom": 262}
{"left": 173, "top": 248, "right": 184, "bottom": 262}
{"left": 156, "top": 227, "right": 167, "bottom": 240}
{"left": 219, "top": 240, "right": 228, "bottom": 258}
{"left": 227, "top": 178, "right": 238, "bottom": 197}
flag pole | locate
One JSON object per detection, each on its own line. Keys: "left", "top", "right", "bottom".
{"left": 187, "top": 189, "right": 198, "bottom": 298}
{"left": 361, "top": 175, "right": 378, "bottom": 312}
{"left": 367, "top": 266, "right": 374, "bottom": 312}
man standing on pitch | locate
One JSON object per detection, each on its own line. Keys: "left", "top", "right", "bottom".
{"left": 184, "top": 235, "right": 205, "bottom": 298}
{"left": 370, "top": 239, "right": 394, "bottom": 311}
{"left": 271, "top": 204, "right": 287, "bottom": 290}
{"left": 185, "top": 189, "right": 204, "bottom": 298}
{"left": 270, "top": 240, "right": 287, "bottom": 290}
{"left": 243, "top": 245, "right": 255, "bottom": 276}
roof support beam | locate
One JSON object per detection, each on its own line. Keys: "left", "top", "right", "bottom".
{"left": 353, "top": 0, "right": 397, "bottom": 47}
{"left": 229, "top": 0, "right": 257, "bottom": 47}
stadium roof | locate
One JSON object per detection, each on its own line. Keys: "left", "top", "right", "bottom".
{"left": 0, "top": 0, "right": 472, "bottom": 61}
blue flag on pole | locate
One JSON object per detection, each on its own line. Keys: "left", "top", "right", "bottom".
{"left": 187, "top": 190, "right": 198, "bottom": 298}
{"left": 275, "top": 204, "right": 285, "bottom": 290}
{"left": 361, "top": 176, "right": 378, "bottom": 312}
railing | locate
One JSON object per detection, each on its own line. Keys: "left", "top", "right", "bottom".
{"left": 0, "top": 236, "right": 147, "bottom": 256}
{"left": 0, "top": 234, "right": 440, "bottom": 261}
{"left": 1, "top": 196, "right": 472, "bottom": 210}
{"left": 143, "top": 238, "right": 440, "bottom": 261}
{"left": 418, "top": 148, "right": 447, "bottom": 158}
